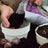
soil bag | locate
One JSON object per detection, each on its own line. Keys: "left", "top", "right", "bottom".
{"left": 24, "top": 1, "right": 48, "bottom": 25}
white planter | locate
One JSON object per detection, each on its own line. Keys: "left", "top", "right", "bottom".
{"left": 35, "top": 23, "right": 48, "bottom": 45}
{"left": 1, "top": 21, "right": 30, "bottom": 42}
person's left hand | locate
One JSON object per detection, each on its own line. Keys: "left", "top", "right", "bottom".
{"left": 29, "top": 0, "right": 43, "bottom": 6}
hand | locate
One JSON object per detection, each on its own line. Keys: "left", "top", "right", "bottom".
{"left": 34, "top": 0, "right": 43, "bottom": 5}
{"left": 29, "top": 0, "right": 43, "bottom": 6}
{"left": 0, "top": 5, "right": 14, "bottom": 27}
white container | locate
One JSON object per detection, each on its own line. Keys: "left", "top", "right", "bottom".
{"left": 35, "top": 23, "right": 48, "bottom": 45}
{"left": 1, "top": 21, "right": 30, "bottom": 42}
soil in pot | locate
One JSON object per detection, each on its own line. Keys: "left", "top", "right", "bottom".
{"left": 8, "top": 13, "right": 25, "bottom": 29}
{"left": 39, "top": 43, "right": 48, "bottom": 48}
{"left": 37, "top": 25, "right": 48, "bottom": 38}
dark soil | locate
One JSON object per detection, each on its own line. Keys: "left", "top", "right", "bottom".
{"left": 37, "top": 25, "right": 48, "bottom": 38}
{"left": 40, "top": 43, "right": 48, "bottom": 48}
{"left": 8, "top": 13, "right": 25, "bottom": 28}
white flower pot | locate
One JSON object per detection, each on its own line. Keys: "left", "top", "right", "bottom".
{"left": 1, "top": 21, "right": 30, "bottom": 42}
{"left": 35, "top": 23, "right": 48, "bottom": 45}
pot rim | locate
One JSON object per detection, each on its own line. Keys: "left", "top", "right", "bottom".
{"left": 39, "top": 42, "right": 48, "bottom": 48}
{"left": 1, "top": 21, "right": 30, "bottom": 30}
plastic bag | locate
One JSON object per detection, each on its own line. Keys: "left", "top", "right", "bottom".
{"left": 24, "top": 1, "right": 48, "bottom": 25}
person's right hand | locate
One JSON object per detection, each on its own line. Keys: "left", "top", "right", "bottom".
{"left": 29, "top": 0, "right": 43, "bottom": 6}
{"left": 0, "top": 5, "right": 14, "bottom": 28}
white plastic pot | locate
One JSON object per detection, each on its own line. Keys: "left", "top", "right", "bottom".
{"left": 1, "top": 21, "right": 30, "bottom": 42}
{"left": 35, "top": 23, "right": 48, "bottom": 45}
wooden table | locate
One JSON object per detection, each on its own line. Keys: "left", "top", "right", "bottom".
{"left": 0, "top": 24, "right": 40, "bottom": 48}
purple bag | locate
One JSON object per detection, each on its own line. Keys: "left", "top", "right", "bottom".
{"left": 25, "top": 1, "right": 48, "bottom": 25}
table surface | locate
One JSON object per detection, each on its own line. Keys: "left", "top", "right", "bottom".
{"left": 0, "top": 24, "right": 40, "bottom": 48}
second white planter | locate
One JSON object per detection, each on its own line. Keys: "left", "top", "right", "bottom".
{"left": 35, "top": 23, "right": 48, "bottom": 45}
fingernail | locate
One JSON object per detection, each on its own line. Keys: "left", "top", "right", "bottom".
{"left": 6, "top": 23, "right": 10, "bottom": 27}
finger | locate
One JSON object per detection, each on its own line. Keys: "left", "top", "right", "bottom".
{"left": 2, "top": 21, "right": 7, "bottom": 28}
{"left": 3, "top": 18, "right": 10, "bottom": 28}
{"left": 1, "top": 16, "right": 10, "bottom": 28}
